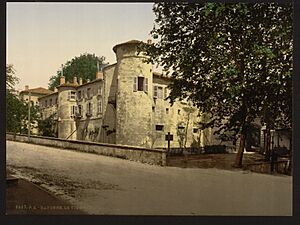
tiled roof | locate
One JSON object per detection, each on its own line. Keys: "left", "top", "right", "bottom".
{"left": 113, "top": 40, "right": 143, "bottom": 52}
{"left": 20, "top": 87, "right": 54, "bottom": 95}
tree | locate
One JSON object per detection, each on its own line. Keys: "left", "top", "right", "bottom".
{"left": 37, "top": 113, "right": 57, "bottom": 137}
{"left": 141, "top": 2, "right": 292, "bottom": 167}
{"left": 6, "top": 65, "right": 25, "bottom": 133}
{"left": 6, "top": 64, "right": 19, "bottom": 91}
{"left": 6, "top": 64, "right": 39, "bottom": 134}
{"left": 48, "top": 53, "right": 107, "bottom": 90}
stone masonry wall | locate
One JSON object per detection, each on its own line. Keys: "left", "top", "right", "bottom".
{"left": 6, "top": 133, "right": 166, "bottom": 166}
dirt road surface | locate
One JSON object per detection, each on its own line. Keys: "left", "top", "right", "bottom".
{"left": 6, "top": 140, "right": 292, "bottom": 215}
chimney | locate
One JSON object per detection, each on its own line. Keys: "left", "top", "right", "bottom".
{"left": 79, "top": 78, "right": 83, "bottom": 85}
{"left": 73, "top": 76, "right": 78, "bottom": 84}
{"left": 96, "top": 71, "right": 103, "bottom": 80}
{"left": 60, "top": 76, "right": 65, "bottom": 85}
{"left": 25, "top": 85, "right": 29, "bottom": 90}
{"left": 147, "top": 39, "right": 152, "bottom": 45}
{"left": 87, "top": 79, "right": 90, "bottom": 83}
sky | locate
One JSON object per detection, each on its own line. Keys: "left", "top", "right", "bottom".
{"left": 6, "top": 2, "right": 156, "bottom": 91}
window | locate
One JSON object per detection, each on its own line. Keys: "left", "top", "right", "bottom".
{"left": 164, "top": 87, "right": 168, "bottom": 99}
{"left": 55, "top": 98, "right": 58, "bottom": 104}
{"left": 153, "top": 85, "right": 163, "bottom": 99}
{"left": 166, "top": 108, "right": 169, "bottom": 114}
{"left": 193, "top": 128, "right": 199, "bottom": 133}
{"left": 87, "top": 88, "right": 91, "bottom": 99}
{"left": 178, "top": 125, "right": 185, "bottom": 130}
{"left": 156, "top": 125, "right": 164, "bottom": 131}
{"left": 152, "top": 106, "right": 155, "bottom": 112}
{"left": 87, "top": 102, "right": 92, "bottom": 116}
{"left": 97, "top": 85, "right": 102, "bottom": 95}
{"left": 178, "top": 109, "right": 181, "bottom": 115}
{"left": 68, "top": 91, "right": 76, "bottom": 100}
{"left": 133, "top": 77, "right": 148, "bottom": 93}
{"left": 45, "top": 100, "right": 48, "bottom": 107}
{"left": 70, "top": 105, "right": 78, "bottom": 117}
{"left": 78, "top": 105, "right": 82, "bottom": 116}
{"left": 49, "top": 99, "right": 52, "bottom": 106}
{"left": 98, "top": 99, "right": 102, "bottom": 114}
{"left": 78, "top": 90, "right": 82, "bottom": 99}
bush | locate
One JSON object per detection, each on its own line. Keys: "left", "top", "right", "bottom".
{"left": 204, "top": 145, "right": 227, "bottom": 154}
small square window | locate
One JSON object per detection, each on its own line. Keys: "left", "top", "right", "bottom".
{"left": 193, "top": 128, "right": 199, "bottom": 133}
{"left": 156, "top": 125, "right": 164, "bottom": 131}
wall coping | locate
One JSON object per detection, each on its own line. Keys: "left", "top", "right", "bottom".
{"left": 6, "top": 133, "right": 166, "bottom": 153}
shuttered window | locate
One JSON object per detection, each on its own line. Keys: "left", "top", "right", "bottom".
{"left": 133, "top": 77, "right": 137, "bottom": 91}
{"left": 98, "top": 99, "right": 102, "bottom": 114}
{"left": 87, "top": 102, "right": 93, "bottom": 115}
{"left": 144, "top": 78, "right": 148, "bottom": 93}
{"left": 153, "top": 86, "right": 158, "bottom": 97}
{"left": 70, "top": 105, "right": 78, "bottom": 117}
{"left": 164, "top": 87, "right": 168, "bottom": 99}
{"left": 68, "top": 91, "right": 76, "bottom": 100}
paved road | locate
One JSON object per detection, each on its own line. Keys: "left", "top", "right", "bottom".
{"left": 6, "top": 140, "right": 292, "bottom": 215}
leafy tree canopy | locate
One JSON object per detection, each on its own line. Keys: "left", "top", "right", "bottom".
{"left": 141, "top": 2, "right": 292, "bottom": 166}
{"left": 48, "top": 53, "right": 107, "bottom": 90}
{"left": 6, "top": 65, "right": 38, "bottom": 134}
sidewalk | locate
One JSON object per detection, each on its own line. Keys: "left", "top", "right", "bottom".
{"left": 6, "top": 174, "right": 86, "bottom": 215}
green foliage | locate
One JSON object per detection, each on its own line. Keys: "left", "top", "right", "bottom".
{"left": 6, "top": 64, "right": 39, "bottom": 134}
{"left": 6, "top": 64, "right": 19, "bottom": 91}
{"left": 48, "top": 53, "right": 107, "bottom": 90}
{"left": 142, "top": 2, "right": 292, "bottom": 135}
{"left": 37, "top": 114, "right": 57, "bottom": 137}
{"left": 6, "top": 91, "right": 27, "bottom": 133}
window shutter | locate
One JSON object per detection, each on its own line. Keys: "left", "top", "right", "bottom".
{"left": 164, "top": 87, "right": 167, "bottom": 99}
{"left": 153, "top": 86, "right": 158, "bottom": 97}
{"left": 99, "top": 100, "right": 102, "bottom": 113}
{"left": 67, "top": 91, "right": 70, "bottom": 100}
{"left": 133, "top": 77, "right": 137, "bottom": 92}
{"left": 144, "top": 78, "right": 148, "bottom": 93}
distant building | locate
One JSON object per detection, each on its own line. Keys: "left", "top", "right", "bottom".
{"left": 38, "top": 40, "right": 218, "bottom": 149}
{"left": 19, "top": 86, "right": 54, "bottom": 134}
{"left": 19, "top": 86, "right": 54, "bottom": 106}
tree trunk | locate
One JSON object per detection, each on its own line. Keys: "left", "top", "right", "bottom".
{"left": 264, "top": 128, "right": 271, "bottom": 161}
{"left": 234, "top": 133, "right": 246, "bottom": 168}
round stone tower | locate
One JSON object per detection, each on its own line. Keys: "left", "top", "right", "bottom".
{"left": 113, "top": 40, "right": 153, "bottom": 148}
{"left": 57, "top": 78, "right": 77, "bottom": 140}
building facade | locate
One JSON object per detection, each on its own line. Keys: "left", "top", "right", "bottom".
{"left": 19, "top": 86, "right": 54, "bottom": 134}
{"left": 38, "top": 40, "right": 218, "bottom": 149}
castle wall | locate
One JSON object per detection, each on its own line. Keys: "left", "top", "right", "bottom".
{"left": 115, "top": 44, "right": 153, "bottom": 148}
{"left": 75, "top": 80, "right": 103, "bottom": 142}
{"left": 101, "top": 64, "right": 117, "bottom": 144}
{"left": 57, "top": 86, "right": 77, "bottom": 140}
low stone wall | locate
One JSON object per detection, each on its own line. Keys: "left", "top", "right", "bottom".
{"left": 243, "top": 160, "right": 291, "bottom": 175}
{"left": 6, "top": 133, "right": 166, "bottom": 166}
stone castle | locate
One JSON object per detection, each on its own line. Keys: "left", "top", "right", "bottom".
{"left": 36, "top": 40, "right": 218, "bottom": 149}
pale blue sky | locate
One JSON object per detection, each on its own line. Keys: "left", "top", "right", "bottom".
{"left": 6, "top": 2, "right": 155, "bottom": 91}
